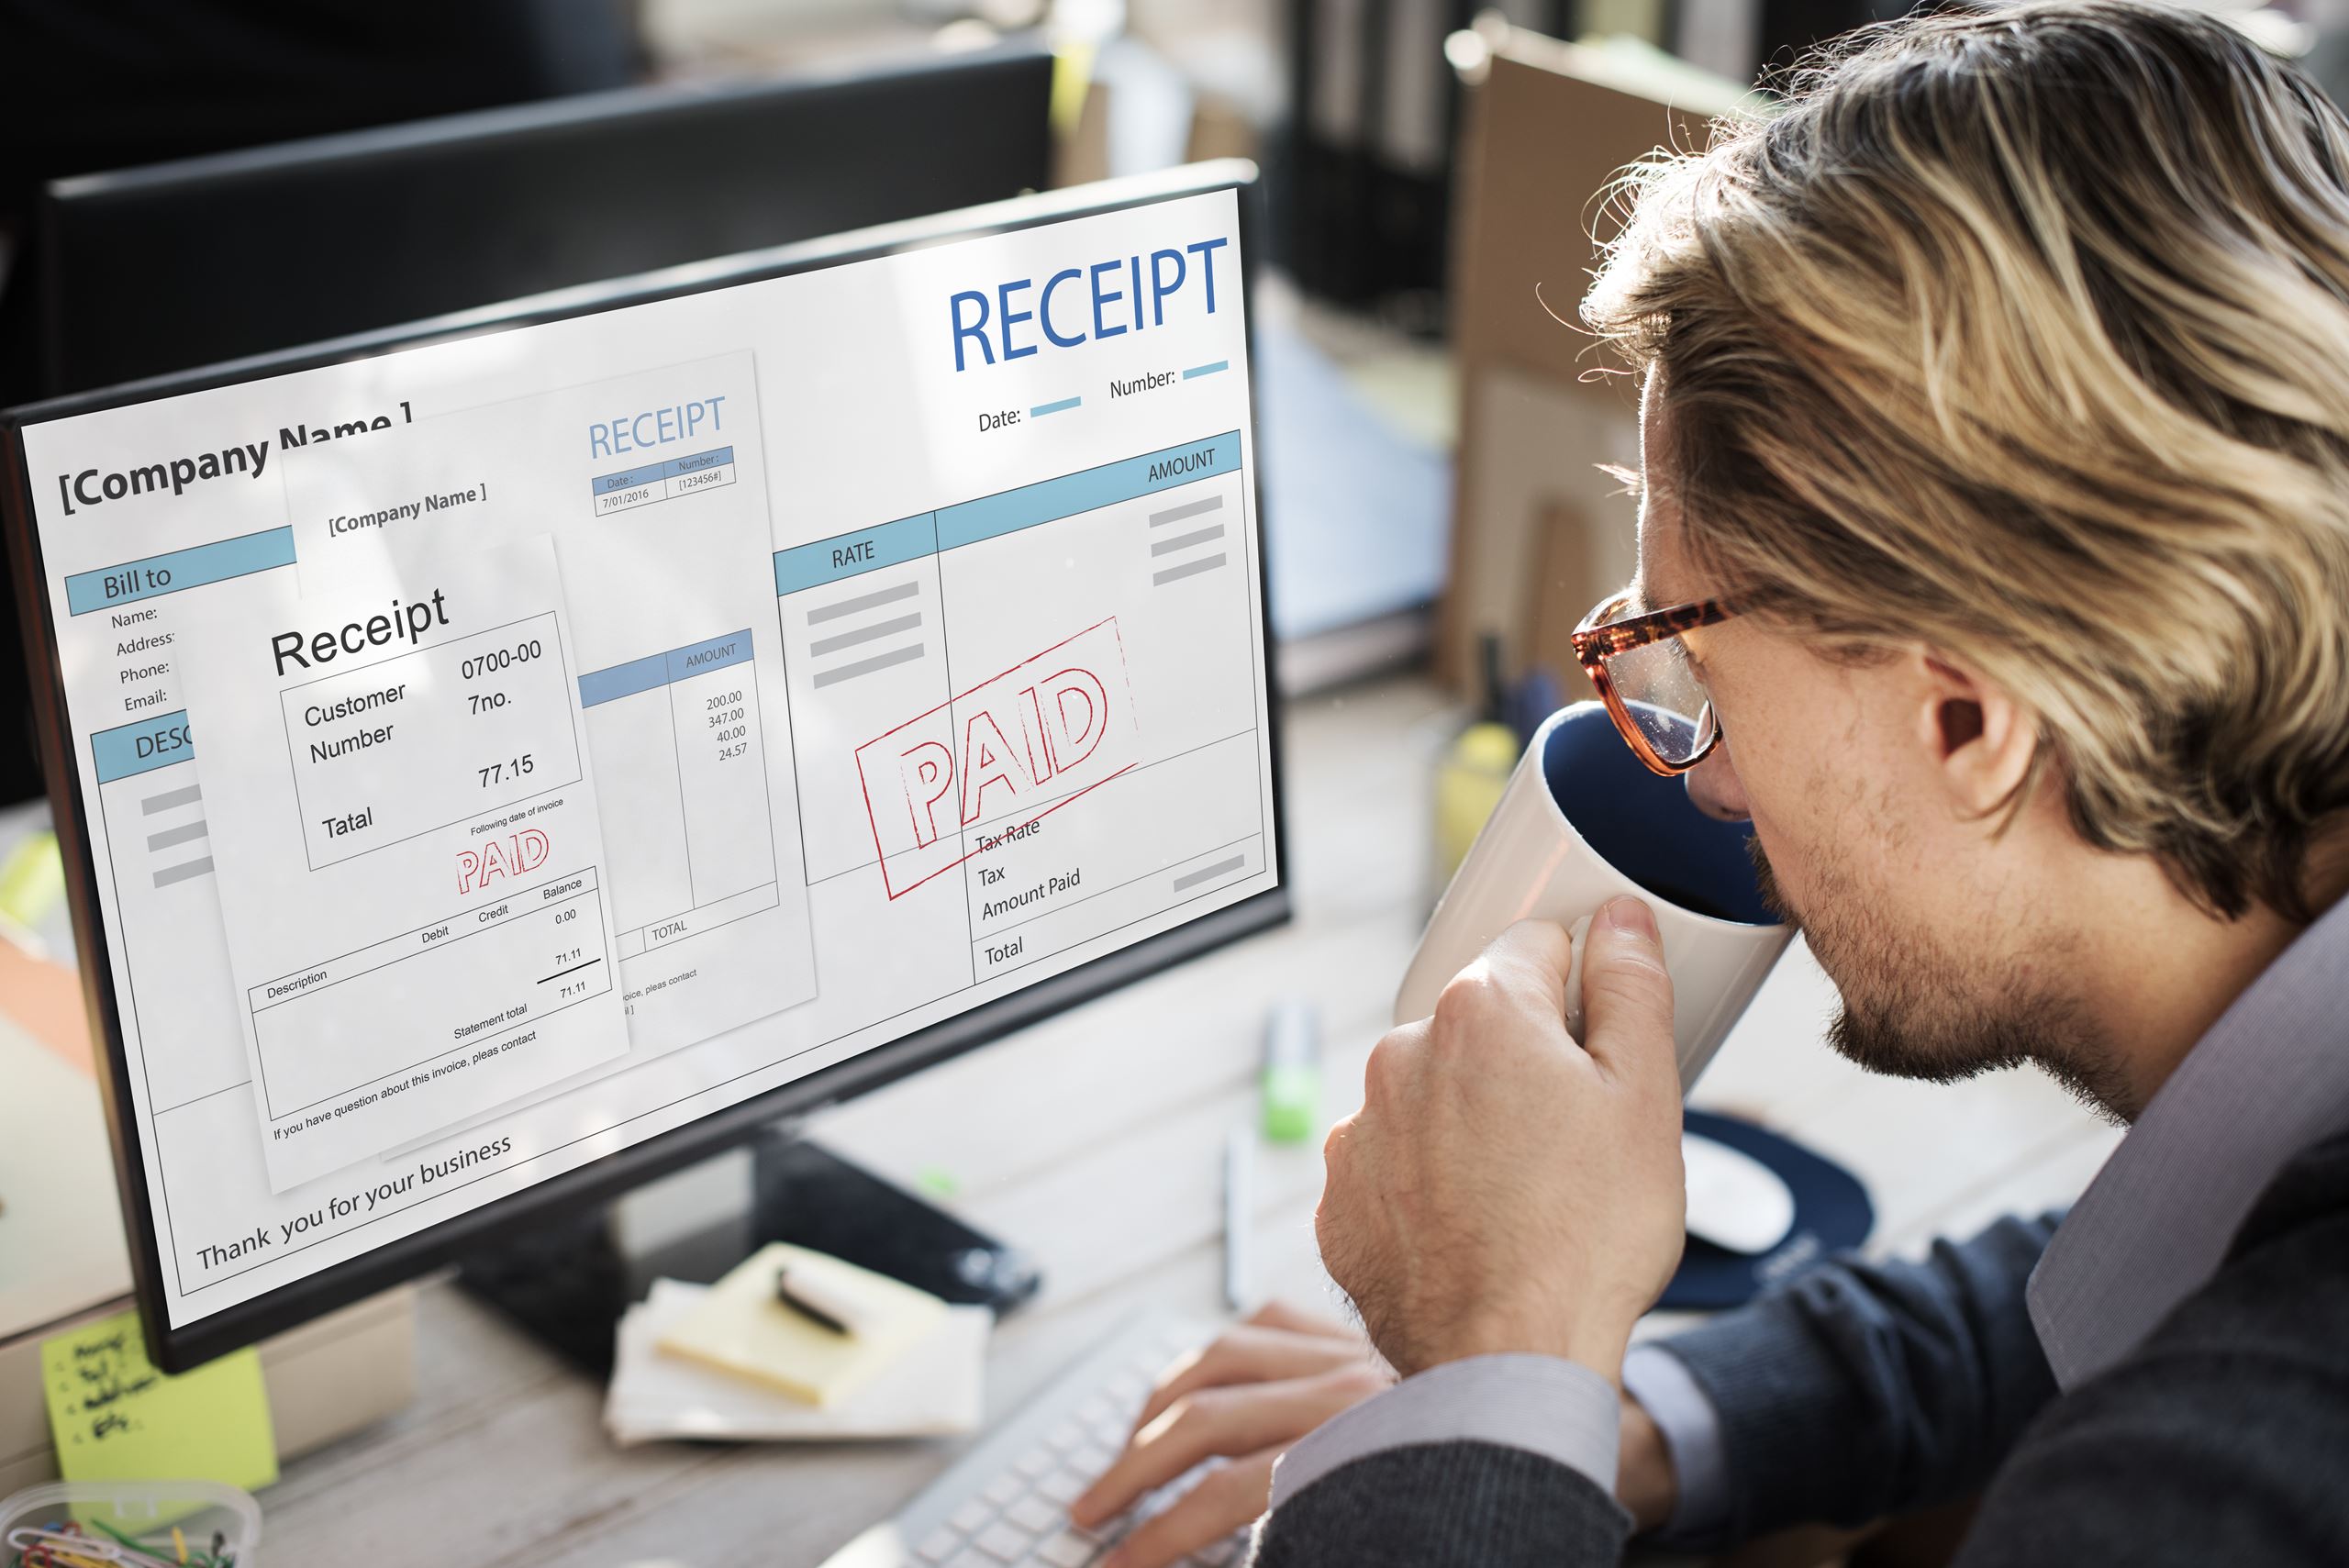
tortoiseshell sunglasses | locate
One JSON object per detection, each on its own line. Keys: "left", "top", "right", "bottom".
{"left": 1569, "top": 591, "right": 1742, "bottom": 775}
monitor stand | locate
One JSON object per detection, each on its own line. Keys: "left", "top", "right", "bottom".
{"left": 453, "top": 1125, "right": 1042, "bottom": 1376}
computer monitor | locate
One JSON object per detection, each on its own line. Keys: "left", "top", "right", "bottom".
{"left": 2, "top": 162, "right": 1286, "bottom": 1372}
{"left": 35, "top": 43, "right": 1056, "bottom": 397}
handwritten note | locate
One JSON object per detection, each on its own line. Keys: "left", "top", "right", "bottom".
{"left": 41, "top": 1310, "right": 277, "bottom": 1491}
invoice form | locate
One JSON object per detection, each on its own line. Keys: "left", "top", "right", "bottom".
{"left": 179, "top": 536, "right": 629, "bottom": 1190}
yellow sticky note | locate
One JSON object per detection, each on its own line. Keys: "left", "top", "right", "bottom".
{"left": 656, "top": 1243, "right": 949, "bottom": 1408}
{"left": 42, "top": 1310, "right": 277, "bottom": 1492}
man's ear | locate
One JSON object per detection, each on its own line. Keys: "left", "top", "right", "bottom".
{"left": 1914, "top": 651, "right": 2036, "bottom": 816}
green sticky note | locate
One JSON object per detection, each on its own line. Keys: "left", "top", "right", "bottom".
{"left": 42, "top": 1310, "right": 277, "bottom": 1493}
{"left": 0, "top": 828, "right": 63, "bottom": 929}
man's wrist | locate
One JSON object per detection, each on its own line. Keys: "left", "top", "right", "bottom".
{"left": 1394, "top": 1303, "right": 1637, "bottom": 1385}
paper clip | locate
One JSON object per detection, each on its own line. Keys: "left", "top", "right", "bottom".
{"left": 6, "top": 1521, "right": 205, "bottom": 1568}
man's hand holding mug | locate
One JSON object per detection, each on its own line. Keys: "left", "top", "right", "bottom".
{"left": 1319, "top": 907, "right": 1688, "bottom": 1382}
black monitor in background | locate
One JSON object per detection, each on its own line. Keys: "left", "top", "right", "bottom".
{"left": 35, "top": 43, "right": 1055, "bottom": 397}
{"left": 0, "top": 43, "right": 1052, "bottom": 812}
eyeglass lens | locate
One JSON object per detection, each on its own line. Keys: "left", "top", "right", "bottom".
{"left": 1603, "top": 634, "right": 1717, "bottom": 766}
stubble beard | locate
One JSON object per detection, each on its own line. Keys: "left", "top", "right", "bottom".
{"left": 1747, "top": 837, "right": 2132, "bottom": 1124}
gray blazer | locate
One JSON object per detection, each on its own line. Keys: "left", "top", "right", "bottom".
{"left": 1251, "top": 1129, "right": 2349, "bottom": 1566}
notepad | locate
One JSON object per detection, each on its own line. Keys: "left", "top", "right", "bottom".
{"left": 652, "top": 1243, "right": 952, "bottom": 1407}
{"left": 607, "top": 1279, "right": 988, "bottom": 1446}
{"left": 41, "top": 1308, "right": 277, "bottom": 1492}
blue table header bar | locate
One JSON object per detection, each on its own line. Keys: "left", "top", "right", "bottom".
{"left": 91, "top": 710, "right": 194, "bottom": 784}
{"left": 64, "top": 528, "right": 295, "bottom": 616}
{"left": 670, "top": 446, "right": 734, "bottom": 477}
{"left": 578, "top": 629, "right": 755, "bottom": 707}
{"left": 666, "top": 630, "right": 751, "bottom": 683}
{"left": 936, "top": 430, "right": 1241, "bottom": 552}
{"left": 592, "top": 460, "right": 667, "bottom": 496}
{"left": 576, "top": 651, "right": 667, "bottom": 707}
{"left": 773, "top": 513, "right": 939, "bottom": 596}
{"left": 590, "top": 445, "right": 737, "bottom": 497}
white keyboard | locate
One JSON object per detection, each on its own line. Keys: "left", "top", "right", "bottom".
{"left": 818, "top": 1310, "right": 1251, "bottom": 1568}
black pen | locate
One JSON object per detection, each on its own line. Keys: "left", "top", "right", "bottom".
{"left": 774, "top": 1268, "right": 857, "bottom": 1335}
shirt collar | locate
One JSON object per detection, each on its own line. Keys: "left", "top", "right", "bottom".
{"left": 2028, "top": 892, "right": 2349, "bottom": 1388}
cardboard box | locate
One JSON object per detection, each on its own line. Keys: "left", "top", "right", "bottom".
{"left": 1441, "top": 28, "right": 1750, "bottom": 690}
{"left": 0, "top": 962, "right": 417, "bottom": 1496}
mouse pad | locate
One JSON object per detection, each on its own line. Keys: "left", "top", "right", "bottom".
{"left": 1660, "top": 1109, "right": 1875, "bottom": 1312}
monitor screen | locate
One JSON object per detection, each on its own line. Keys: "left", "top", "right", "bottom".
{"left": 2, "top": 169, "right": 1284, "bottom": 1369}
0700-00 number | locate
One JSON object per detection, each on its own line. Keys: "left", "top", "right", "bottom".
{"left": 462, "top": 639, "right": 542, "bottom": 679}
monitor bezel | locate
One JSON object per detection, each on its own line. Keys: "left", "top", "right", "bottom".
{"left": 1, "top": 162, "right": 1289, "bottom": 1372}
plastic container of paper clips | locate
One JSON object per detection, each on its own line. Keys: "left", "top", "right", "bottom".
{"left": 0, "top": 1479, "right": 261, "bottom": 1567}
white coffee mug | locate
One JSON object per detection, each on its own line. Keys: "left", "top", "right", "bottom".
{"left": 1396, "top": 702, "right": 1794, "bottom": 1091}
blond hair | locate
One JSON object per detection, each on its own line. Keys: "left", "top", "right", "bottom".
{"left": 1585, "top": 0, "right": 2349, "bottom": 920}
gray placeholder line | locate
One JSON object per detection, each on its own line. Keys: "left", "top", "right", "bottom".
{"left": 142, "top": 783, "right": 203, "bottom": 815}
{"left": 808, "top": 578, "right": 919, "bottom": 625}
{"left": 810, "top": 612, "right": 922, "bottom": 658}
{"left": 147, "top": 820, "right": 209, "bottom": 851}
{"left": 1152, "top": 554, "right": 1227, "bottom": 586}
{"left": 153, "top": 857, "right": 215, "bottom": 888}
{"left": 1150, "top": 524, "right": 1226, "bottom": 557}
{"left": 1150, "top": 495, "right": 1223, "bottom": 528}
{"left": 812, "top": 643, "right": 926, "bottom": 688}
{"left": 1173, "top": 853, "right": 1246, "bottom": 891}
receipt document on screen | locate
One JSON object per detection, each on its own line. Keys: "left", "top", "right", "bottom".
{"left": 179, "top": 534, "right": 629, "bottom": 1192}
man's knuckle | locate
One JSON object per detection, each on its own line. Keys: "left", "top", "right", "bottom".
{"left": 1431, "top": 971, "right": 1506, "bottom": 1043}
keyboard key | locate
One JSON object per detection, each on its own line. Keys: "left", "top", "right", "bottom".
{"left": 1036, "top": 1471, "right": 1086, "bottom": 1507}
{"left": 1107, "top": 1373, "right": 1147, "bottom": 1405}
{"left": 1016, "top": 1448, "right": 1058, "bottom": 1480}
{"left": 917, "top": 1526, "right": 963, "bottom": 1562}
{"left": 1045, "top": 1421, "right": 1084, "bottom": 1451}
{"left": 1006, "top": 1496, "right": 1061, "bottom": 1533}
{"left": 949, "top": 1499, "right": 994, "bottom": 1534}
{"left": 984, "top": 1473, "right": 1026, "bottom": 1507}
{"left": 1076, "top": 1398, "right": 1114, "bottom": 1428}
{"left": 1072, "top": 1442, "right": 1118, "bottom": 1477}
{"left": 974, "top": 1521, "right": 1035, "bottom": 1562}
{"left": 1037, "top": 1534, "right": 1096, "bottom": 1568}
{"left": 944, "top": 1551, "right": 995, "bottom": 1568}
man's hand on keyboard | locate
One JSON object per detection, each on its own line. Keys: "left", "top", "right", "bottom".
{"left": 1067, "top": 1303, "right": 1392, "bottom": 1568}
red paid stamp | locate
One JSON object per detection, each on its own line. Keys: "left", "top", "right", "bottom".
{"left": 458, "top": 828, "right": 549, "bottom": 895}
{"left": 855, "top": 617, "right": 1140, "bottom": 899}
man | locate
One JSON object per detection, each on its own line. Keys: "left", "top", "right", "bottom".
{"left": 1068, "top": 2, "right": 2349, "bottom": 1562}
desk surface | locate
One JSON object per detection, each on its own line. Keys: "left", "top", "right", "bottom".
{"left": 258, "top": 673, "right": 2120, "bottom": 1566}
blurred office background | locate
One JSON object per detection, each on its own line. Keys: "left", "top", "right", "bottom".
{"left": 0, "top": 0, "right": 2330, "bottom": 813}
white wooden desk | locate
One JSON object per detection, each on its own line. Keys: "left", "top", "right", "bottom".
{"left": 256, "top": 673, "right": 2119, "bottom": 1566}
